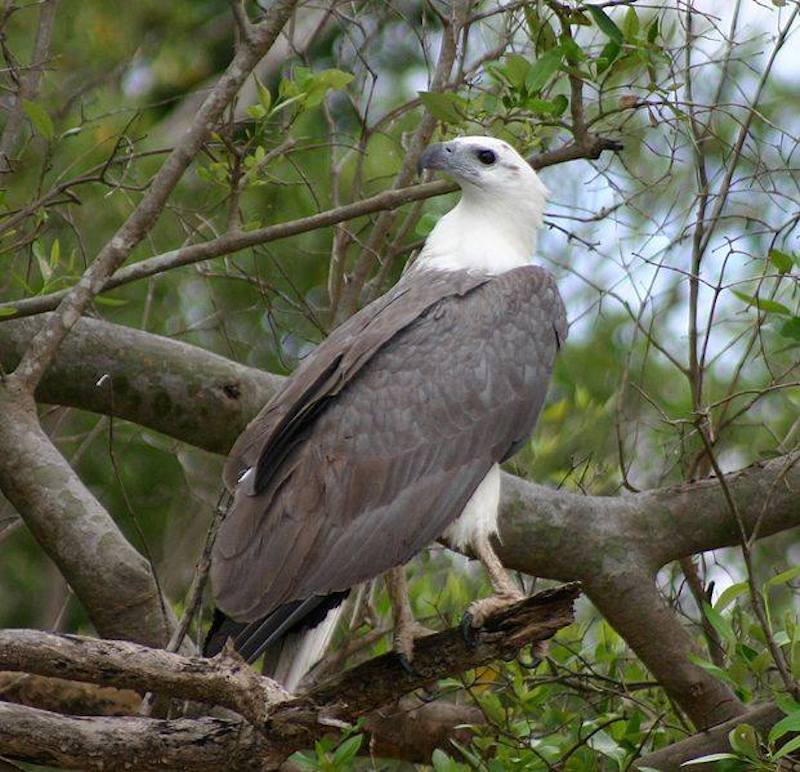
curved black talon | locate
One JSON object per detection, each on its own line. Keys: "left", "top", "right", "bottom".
{"left": 417, "top": 684, "right": 440, "bottom": 703}
{"left": 397, "top": 651, "right": 424, "bottom": 678}
{"left": 460, "top": 611, "right": 478, "bottom": 649}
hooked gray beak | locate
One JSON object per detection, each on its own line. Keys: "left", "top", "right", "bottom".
{"left": 417, "top": 142, "right": 453, "bottom": 176}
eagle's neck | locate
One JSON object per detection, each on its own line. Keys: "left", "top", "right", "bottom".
{"left": 416, "top": 189, "right": 543, "bottom": 275}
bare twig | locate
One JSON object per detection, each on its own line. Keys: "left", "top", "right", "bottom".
{"left": 0, "top": 136, "right": 622, "bottom": 321}
{"left": 0, "top": 0, "right": 58, "bottom": 176}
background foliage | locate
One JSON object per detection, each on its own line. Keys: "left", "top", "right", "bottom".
{"left": 1, "top": 0, "right": 799, "bottom": 768}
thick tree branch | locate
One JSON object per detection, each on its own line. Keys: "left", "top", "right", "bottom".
{"left": 0, "top": 705, "right": 275, "bottom": 772}
{"left": 496, "top": 459, "right": 800, "bottom": 581}
{"left": 4, "top": 314, "right": 794, "bottom": 579}
{"left": 0, "top": 672, "right": 484, "bottom": 766}
{"left": 0, "top": 388, "right": 174, "bottom": 646}
{"left": 1, "top": 315, "right": 281, "bottom": 455}
{"left": 0, "top": 630, "right": 290, "bottom": 727}
{"left": 0, "top": 585, "right": 579, "bottom": 770}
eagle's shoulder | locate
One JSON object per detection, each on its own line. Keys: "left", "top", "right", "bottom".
{"left": 498, "top": 264, "right": 568, "bottom": 346}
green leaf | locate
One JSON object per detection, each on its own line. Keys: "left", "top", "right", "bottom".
{"left": 596, "top": 41, "right": 621, "bottom": 73}
{"left": 728, "top": 724, "right": 758, "bottom": 759}
{"left": 526, "top": 48, "right": 563, "bottom": 92}
{"left": 779, "top": 317, "right": 800, "bottom": 340}
{"left": 765, "top": 565, "right": 800, "bottom": 588}
{"left": 776, "top": 693, "right": 800, "bottom": 715}
{"left": 681, "top": 753, "right": 739, "bottom": 765}
{"left": 271, "top": 93, "right": 306, "bottom": 116}
{"left": 50, "top": 238, "right": 60, "bottom": 268}
{"left": 504, "top": 54, "right": 531, "bottom": 88}
{"left": 314, "top": 68, "right": 353, "bottom": 91}
{"left": 305, "top": 68, "right": 354, "bottom": 106}
{"left": 587, "top": 5, "right": 625, "bottom": 44}
{"left": 769, "top": 710, "right": 800, "bottom": 743}
{"left": 22, "top": 99, "right": 54, "bottom": 141}
{"left": 247, "top": 104, "right": 266, "bottom": 120}
{"left": 524, "top": 8, "right": 558, "bottom": 53}
{"left": 332, "top": 734, "right": 362, "bottom": 765}
{"left": 774, "top": 631, "right": 791, "bottom": 646}
{"left": 647, "top": 16, "right": 660, "bottom": 43}
{"left": 774, "top": 733, "right": 800, "bottom": 760}
{"left": 703, "top": 602, "right": 735, "bottom": 643}
{"left": 622, "top": 7, "right": 640, "bottom": 41}
{"left": 431, "top": 749, "right": 466, "bottom": 772}
{"left": 769, "top": 248, "right": 795, "bottom": 274}
{"left": 415, "top": 212, "right": 438, "bottom": 236}
{"left": 0, "top": 306, "right": 17, "bottom": 317}
{"left": 32, "top": 239, "right": 52, "bottom": 281}
{"left": 732, "top": 290, "right": 792, "bottom": 315}
{"left": 687, "top": 653, "right": 737, "bottom": 686}
{"left": 715, "top": 582, "right": 748, "bottom": 611}
{"left": 560, "top": 35, "right": 586, "bottom": 62}
{"left": 550, "top": 94, "right": 569, "bottom": 116}
{"left": 94, "top": 295, "right": 129, "bottom": 307}
{"left": 254, "top": 73, "right": 272, "bottom": 113}
{"left": 525, "top": 96, "right": 568, "bottom": 115}
{"left": 418, "top": 91, "right": 466, "bottom": 124}
{"left": 285, "top": 751, "right": 317, "bottom": 770}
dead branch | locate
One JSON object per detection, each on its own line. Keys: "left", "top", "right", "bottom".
{"left": 0, "top": 673, "right": 484, "bottom": 766}
{"left": 0, "top": 584, "right": 579, "bottom": 770}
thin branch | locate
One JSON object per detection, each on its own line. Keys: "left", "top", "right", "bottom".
{"left": 0, "top": 136, "right": 622, "bottom": 322}
{"left": 635, "top": 702, "right": 783, "bottom": 771}
{"left": 0, "top": 0, "right": 58, "bottom": 177}
{"left": 6, "top": 0, "right": 299, "bottom": 393}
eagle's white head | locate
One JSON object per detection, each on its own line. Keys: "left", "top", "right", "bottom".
{"left": 415, "top": 136, "right": 548, "bottom": 274}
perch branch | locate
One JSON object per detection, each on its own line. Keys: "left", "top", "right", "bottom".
{"left": 0, "top": 585, "right": 579, "bottom": 770}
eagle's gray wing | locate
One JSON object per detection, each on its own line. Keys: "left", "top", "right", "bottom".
{"left": 212, "top": 265, "right": 566, "bottom": 622}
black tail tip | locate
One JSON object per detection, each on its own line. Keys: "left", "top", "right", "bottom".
{"left": 203, "top": 607, "right": 246, "bottom": 657}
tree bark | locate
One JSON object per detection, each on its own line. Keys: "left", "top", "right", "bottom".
{"left": 0, "top": 388, "right": 173, "bottom": 646}
{"left": 0, "top": 585, "right": 579, "bottom": 770}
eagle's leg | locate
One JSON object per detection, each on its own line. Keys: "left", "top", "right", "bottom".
{"left": 462, "top": 536, "right": 547, "bottom": 662}
{"left": 466, "top": 534, "right": 524, "bottom": 627}
{"left": 385, "top": 565, "right": 434, "bottom": 663}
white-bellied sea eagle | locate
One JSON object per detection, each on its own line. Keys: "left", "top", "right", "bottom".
{"left": 204, "top": 136, "right": 567, "bottom": 691}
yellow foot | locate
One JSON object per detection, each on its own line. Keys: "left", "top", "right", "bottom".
{"left": 466, "top": 589, "right": 525, "bottom": 628}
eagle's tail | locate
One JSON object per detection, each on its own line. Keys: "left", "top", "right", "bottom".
{"left": 203, "top": 591, "right": 348, "bottom": 692}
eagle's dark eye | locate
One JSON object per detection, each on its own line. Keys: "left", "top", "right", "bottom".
{"left": 476, "top": 149, "right": 496, "bottom": 165}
